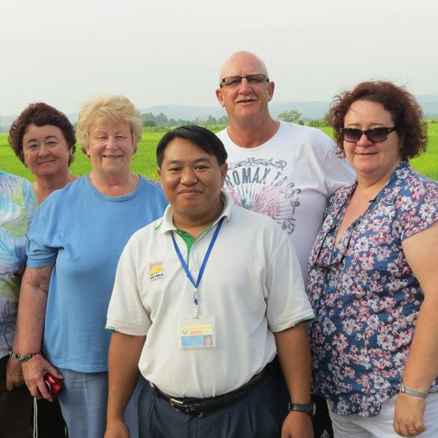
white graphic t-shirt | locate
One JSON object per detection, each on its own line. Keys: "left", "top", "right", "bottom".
{"left": 217, "top": 121, "right": 354, "bottom": 283}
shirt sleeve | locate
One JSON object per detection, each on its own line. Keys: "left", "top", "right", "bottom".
{"left": 26, "top": 201, "right": 58, "bottom": 268}
{"left": 106, "top": 238, "right": 151, "bottom": 335}
{"left": 396, "top": 176, "right": 438, "bottom": 241}
{"left": 265, "top": 233, "right": 315, "bottom": 333}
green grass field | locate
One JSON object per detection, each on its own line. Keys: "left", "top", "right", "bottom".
{"left": 0, "top": 130, "right": 165, "bottom": 181}
{"left": 1, "top": 124, "right": 437, "bottom": 181}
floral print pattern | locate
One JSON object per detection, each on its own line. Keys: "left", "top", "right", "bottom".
{"left": 308, "top": 162, "right": 438, "bottom": 417}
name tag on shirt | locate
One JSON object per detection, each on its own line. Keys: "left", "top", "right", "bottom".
{"left": 177, "top": 316, "right": 216, "bottom": 349}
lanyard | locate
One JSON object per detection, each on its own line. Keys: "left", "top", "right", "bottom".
{"left": 171, "top": 217, "right": 225, "bottom": 318}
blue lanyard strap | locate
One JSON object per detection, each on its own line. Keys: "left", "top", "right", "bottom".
{"left": 171, "top": 217, "right": 225, "bottom": 317}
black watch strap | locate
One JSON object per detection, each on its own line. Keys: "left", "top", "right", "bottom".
{"left": 288, "top": 402, "right": 316, "bottom": 417}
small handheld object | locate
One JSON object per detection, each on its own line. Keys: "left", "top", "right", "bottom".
{"left": 44, "top": 373, "right": 64, "bottom": 398}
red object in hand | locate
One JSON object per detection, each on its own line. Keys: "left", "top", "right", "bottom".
{"left": 43, "top": 373, "right": 64, "bottom": 398}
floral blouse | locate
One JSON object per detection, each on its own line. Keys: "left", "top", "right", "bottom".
{"left": 308, "top": 162, "right": 438, "bottom": 417}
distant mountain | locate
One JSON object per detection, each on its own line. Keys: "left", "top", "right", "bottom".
{"left": 134, "top": 94, "right": 438, "bottom": 121}
{"left": 271, "top": 94, "right": 438, "bottom": 120}
{"left": 2, "top": 94, "right": 438, "bottom": 131}
{"left": 416, "top": 93, "right": 438, "bottom": 118}
{"left": 142, "top": 94, "right": 438, "bottom": 121}
{"left": 141, "top": 101, "right": 333, "bottom": 121}
{"left": 1, "top": 115, "right": 18, "bottom": 131}
{"left": 416, "top": 92, "right": 438, "bottom": 103}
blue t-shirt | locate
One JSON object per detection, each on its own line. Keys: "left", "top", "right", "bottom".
{"left": 27, "top": 175, "right": 168, "bottom": 372}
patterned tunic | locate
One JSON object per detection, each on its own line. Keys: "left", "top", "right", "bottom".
{"left": 0, "top": 172, "right": 37, "bottom": 358}
{"left": 308, "top": 161, "right": 438, "bottom": 417}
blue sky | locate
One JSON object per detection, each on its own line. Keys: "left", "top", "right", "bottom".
{"left": 1, "top": 0, "right": 437, "bottom": 116}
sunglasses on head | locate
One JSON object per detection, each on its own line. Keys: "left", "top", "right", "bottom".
{"left": 340, "top": 127, "right": 397, "bottom": 143}
{"left": 220, "top": 74, "right": 269, "bottom": 88}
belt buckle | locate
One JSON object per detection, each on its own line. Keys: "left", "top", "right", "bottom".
{"left": 169, "top": 397, "right": 184, "bottom": 412}
{"left": 170, "top": 398, "right": 204, "bottom": 417}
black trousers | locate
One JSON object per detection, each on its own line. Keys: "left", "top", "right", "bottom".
{"left": 0, "top": 355, "right": 32, "bottom": 438}
{"left": 311, "top": 393, "right": 334, "bottom": 438}
{"left": 139, "top": 361, "right": 290, "bottom": 438}
{"left": 35, "top": 397, "right": 68, "bottom": 438}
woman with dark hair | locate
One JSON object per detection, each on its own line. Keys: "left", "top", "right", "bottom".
{"left": 8, "top": 102, "right": 76, "bottom": 437}
{"left": 8, "top": 102, "right": 77, "bottom": 203}
{"left": 308, "top": 81, "right": 438, "bottom": 437}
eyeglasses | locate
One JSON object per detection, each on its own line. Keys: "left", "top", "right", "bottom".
{"left": 340, "top": 127, "right": 397, "bottom": 143}
{"left": 220, "top": 74, "right": 269, "bottom": 88}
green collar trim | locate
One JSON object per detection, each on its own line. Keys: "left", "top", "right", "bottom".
{"left": 175, "top": 221, "right": 217, "bottom": 259}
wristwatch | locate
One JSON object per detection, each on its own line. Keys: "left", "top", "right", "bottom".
{"left": 288, "top": 402, "right": 316, "bottom": 417}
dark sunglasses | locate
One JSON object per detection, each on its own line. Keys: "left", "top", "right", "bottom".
{"left": 220, "top": 74, "right": 269, "bottom": 88}
{"left": 340, "top": 127, "right": 397, "bottom": 143}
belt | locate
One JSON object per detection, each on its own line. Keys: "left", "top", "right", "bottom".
{"left": 150, "top": 364, "right": 271, "bottom": 417}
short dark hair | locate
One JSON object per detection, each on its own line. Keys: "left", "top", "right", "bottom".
{"left": 328, "top": 81, "right": 428, "bottom": 160}
{"left": 156, "top": 125, "right": 228, "bottom": 167}
{"left": 8, "top": 102, "right": 76, "bottom": 165}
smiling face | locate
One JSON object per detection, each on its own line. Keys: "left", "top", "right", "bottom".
{"left": 22, "top": 124, "right": 73, "bottom": 180}
{"left": 86, "top": 120, "right": 135, "bottom": 179}
{"left": 343, "top": 100, "right": 402, "bottom": 182}
{"left": 216, "top": 51, "right": 274, "bottom": 123}
{"left": 158, "top": 138, "right": 227, "bottom": 227}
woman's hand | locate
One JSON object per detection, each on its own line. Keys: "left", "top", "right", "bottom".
{"left": 6, "top": 357, "right": 25, "bottom": 389}
{"left": 393, "top": 392, "right": 427, "bottom": 436}
{"left": 22, "top": 353, "right": 63, "bottom": 402}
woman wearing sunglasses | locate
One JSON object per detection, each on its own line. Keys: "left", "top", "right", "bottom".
{"left": 307, "top": 81, "right": 438, "bottom": 437}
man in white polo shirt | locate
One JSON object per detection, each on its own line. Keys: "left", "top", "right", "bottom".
{"left": 105, "top": 126, "right": 315, "bottom": 438}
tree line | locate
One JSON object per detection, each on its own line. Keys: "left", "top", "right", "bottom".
{"left": 277, "top": 109, "right": 330, "bottom": 127}
{"left": 141, "top": 112, "right": 229, "bottom": 127}
{"left": 141, "top": 109, "right": 331, "bottom": 128}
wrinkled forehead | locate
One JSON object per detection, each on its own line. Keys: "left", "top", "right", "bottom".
{"left": 219, "top": 52, "right": 269, "bottom": 80}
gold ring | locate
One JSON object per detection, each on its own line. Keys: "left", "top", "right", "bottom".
{"left": 408, "top": 428, "right": 417, "bottom": 432}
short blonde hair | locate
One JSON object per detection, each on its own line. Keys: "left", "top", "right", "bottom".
{"left": 76, "top": 95, "right": 143, "bottom": 153}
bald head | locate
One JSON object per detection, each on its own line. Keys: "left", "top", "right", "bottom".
{"left": 219, "top": 51, "right": 269, "bottom": 84}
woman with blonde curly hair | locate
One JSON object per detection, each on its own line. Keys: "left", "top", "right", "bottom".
{"left": 13, "top": 95, "right": 168, "bottom": 438}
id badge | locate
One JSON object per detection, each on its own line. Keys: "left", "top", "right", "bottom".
{"left": 177, "top": 315, "right": 216, "bottom": 349}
